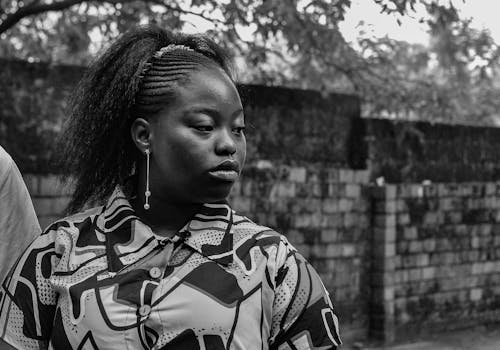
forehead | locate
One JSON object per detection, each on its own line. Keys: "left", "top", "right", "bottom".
{"left": 176, "top": 67, "right": 241, "bottom": 107}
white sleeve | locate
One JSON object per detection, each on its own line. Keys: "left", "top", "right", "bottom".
{"left": 0, "top": 146, "right": 41, "bottom": 282}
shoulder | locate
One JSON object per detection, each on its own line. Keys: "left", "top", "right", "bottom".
{"left": 231, "top": 211, "right": 296, "bottom": 267}
{"left": 39, "top": 206, "right": 104, "bottom": 256}
{"left": 0, "top": 146, "right": 15, "bottom": 186}
{"left": 0, "top": 145, "right": 13, "bottom": 167}
{"left": 5, "top": 205, "right": 105, "bottom": 281}
{"left": 232, "top": 212, "right": 287, "bottom": 245}
{"left": 25, "top": 205, "right": 106, "bottom": 272}
{"left": 43, "top": 206, "right": 103, "bottom": 235}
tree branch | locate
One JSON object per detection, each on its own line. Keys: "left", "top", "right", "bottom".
{"left": 0, "top": 0, "right": 139, "bottom": 34}
{"left": 0, "top": 0, "right": 85, "bottom": 34}
{"left": 146, "top": 0, "right": 227, "bottom": 26}
{"left": 0, "top": 0, "right": 229, "bottom": 36}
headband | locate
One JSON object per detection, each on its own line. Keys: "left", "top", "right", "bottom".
{"left": 138, "top": 44, "right": 196, "bottom": 80}
{"left": 153, "top": 44, "right": 194, "bottom": 58}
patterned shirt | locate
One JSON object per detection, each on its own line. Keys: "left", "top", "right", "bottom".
{"left": 0, "top": 187, "right": 341, "bottom": 350}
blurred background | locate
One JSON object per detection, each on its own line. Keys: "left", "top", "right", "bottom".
{"left": 2, "top": 0, "right": 500, "bottom": 125}
{"left": 1, "top": 1, "right": 500, "bottom": 349}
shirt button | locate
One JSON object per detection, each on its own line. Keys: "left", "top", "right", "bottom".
{"left": 138, "top": 305, "right": 151, "bottom": 317}
{"left": 149, "top": 267, "right": 162, "bottom": 279}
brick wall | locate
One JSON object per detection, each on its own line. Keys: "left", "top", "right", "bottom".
{"left": 4, "top": 58, "right": 500, "bottom": 343}
{"left": 0, "top": 58, "right": 83, "bottom": 173}
{"left": 231, "top": 165, "right": 372, "bottom": 330}
{"left": 24, "top": 174, "right": 500, "bottom": 342}
{"left": 23, "top": 174, "right": 72, "bottom": 229}
{"left": 24, "top": 166, "right": 373, "bottom": 337}
{"left": 364, "top": 119, "right": 500, "bottom": 182}
{"left": 240, "top": 84, "right": 362, "bottom": 167}
{"left": 372, "top": 182, "right": 500, "bottom": 341}
{"left": 0, "top": 59, "right": 362, "bottom": 174}
{"left": 5, "top": 58, "right": 372, "bottom": 339}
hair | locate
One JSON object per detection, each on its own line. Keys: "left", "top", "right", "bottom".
{"left": 58, "top": 25, "right": 235, "bottom": 213}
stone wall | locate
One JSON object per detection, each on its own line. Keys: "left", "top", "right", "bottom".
{"left": 4, "top": 57, "right": 372, "bottom": 340}
{"left": 371, "top": 182, "right": 500, "bottom": 340}
{"left": 22, "top": 174, "right": 72, "bottom": 230}
{"left": 364, "top": 118, "right": 500, "bottom": 182}
{"left": 0, "top": 58, "right": 83, "bottom": 173}
{"left": 231, "top": 166, "right": 372, "bottom": 330}
{"left": 0, "top": 58, "right": 362, "bottom": 174}
{"left": 24, "top": 166, "right": 373, "bottom": 336}
{"left": 240, "top": 84, "right": 362, "bottom": 167}
{"left": 24, "top": 174, "right": 500, "bottom": 342}
{"left": 3, "top": 58, "right": 500, "bottom": 343}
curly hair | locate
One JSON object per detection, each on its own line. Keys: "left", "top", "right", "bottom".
{"left": 58, "top": 25, "right": 234, "bottom": 213}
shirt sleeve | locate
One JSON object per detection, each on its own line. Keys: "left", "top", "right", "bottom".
{"left": 0, "top": 230, "right": 59, "bottom": 350}
{"left": 0, "top": 146, "right": 41, "bottom": 283}
{"left": 269, "top": 238, "right": 342, "bottom": 350}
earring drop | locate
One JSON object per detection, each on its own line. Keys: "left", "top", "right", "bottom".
{"left": 144, "top": 148, "right": 151, "bottom": 210}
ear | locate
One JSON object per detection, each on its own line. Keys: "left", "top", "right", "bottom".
{"left": 131, "top": 118, "right": 153, "bottom": 153}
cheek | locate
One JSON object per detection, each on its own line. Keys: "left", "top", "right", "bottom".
{"left": 238, "top": 138, "right": 247, "bottom": 165}
{"left": 162, "top": 137, "right": 208, "bottom": 171}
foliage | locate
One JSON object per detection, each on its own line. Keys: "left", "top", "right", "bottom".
{"left": 0, "top": 59, "right": 78, "bottom": 172}
{"left": 357, "top": 1, "right": 500, "bottom": 124}
{"left": 1, "top": 0, "right": 500, "bottom": 124}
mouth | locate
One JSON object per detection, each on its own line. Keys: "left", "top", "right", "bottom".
{"left": 208, "top": 160, "right": 240, "bottom": 182}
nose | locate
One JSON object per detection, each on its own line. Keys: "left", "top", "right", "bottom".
{"left": 215, "top": 128, "right": 237, "bottom": 156}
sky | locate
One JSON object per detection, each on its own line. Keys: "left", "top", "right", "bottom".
{"left": 338, "top": 0, "right": 500, "bottom": 45}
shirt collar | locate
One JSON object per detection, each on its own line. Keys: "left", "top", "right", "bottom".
{"left": 95, "top": 187, "right": 234, "bottom": 272}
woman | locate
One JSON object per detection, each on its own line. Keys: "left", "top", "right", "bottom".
{"left": 0, "top": 25, "right": 341, "bottom": 350}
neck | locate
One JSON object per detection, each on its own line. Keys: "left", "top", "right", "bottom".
{"left": 133, "top": 196, "right": 202, "bottom": 237}
{"left": 132, "top": 170, "right": 202, "bottom": 237}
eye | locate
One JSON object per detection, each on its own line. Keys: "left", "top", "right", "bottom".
{"left": 193, "top": 125, "right": 214, "bottom": 132}
{"left": 233, "top": 126, "right": 246, "bottom": 135}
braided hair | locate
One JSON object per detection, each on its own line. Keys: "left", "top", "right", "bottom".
{"left": 58, "top": 25, "right": 234, "bottom": 213}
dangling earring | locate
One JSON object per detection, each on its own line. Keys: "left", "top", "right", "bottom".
{"left": 144, "top": 148, "right": 151, "bottom": 210}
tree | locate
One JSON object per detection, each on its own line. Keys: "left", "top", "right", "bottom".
{"left": 1, "top": 0, "right": 499, "bottom": 124}
{"left": 357, "top": 1, "right": 500, "bottom": 124}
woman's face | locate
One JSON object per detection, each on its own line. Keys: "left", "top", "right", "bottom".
{"left": 146, "top": 66, "right": 246, "bottom": 204}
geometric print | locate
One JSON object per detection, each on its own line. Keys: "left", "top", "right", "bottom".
{"left": 0, "top": 187, "right": 341, "bottom": 349}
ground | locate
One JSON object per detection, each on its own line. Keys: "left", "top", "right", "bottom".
{"left": 342, "top": 324, "right": 500, "bottom": 350}
{"left": 0, "top": 324, "right": 499, "bottom": 349}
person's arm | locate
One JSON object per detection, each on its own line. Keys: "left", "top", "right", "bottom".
{"left": 0, "top": 231, "right": 58, "bottom": 350}
{"left": 0, "top": 146, "right": 41, "bottom": 283}
{"left": 269, "top": 238, "right": 342, "bottom": 350}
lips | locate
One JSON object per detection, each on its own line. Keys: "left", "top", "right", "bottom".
{"left": 208, "top": 160, "right": 240, "bottom": 182}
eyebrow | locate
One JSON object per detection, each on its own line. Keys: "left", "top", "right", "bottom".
{"left": 186, "top": 107, "right": 244, "bottom": 119}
